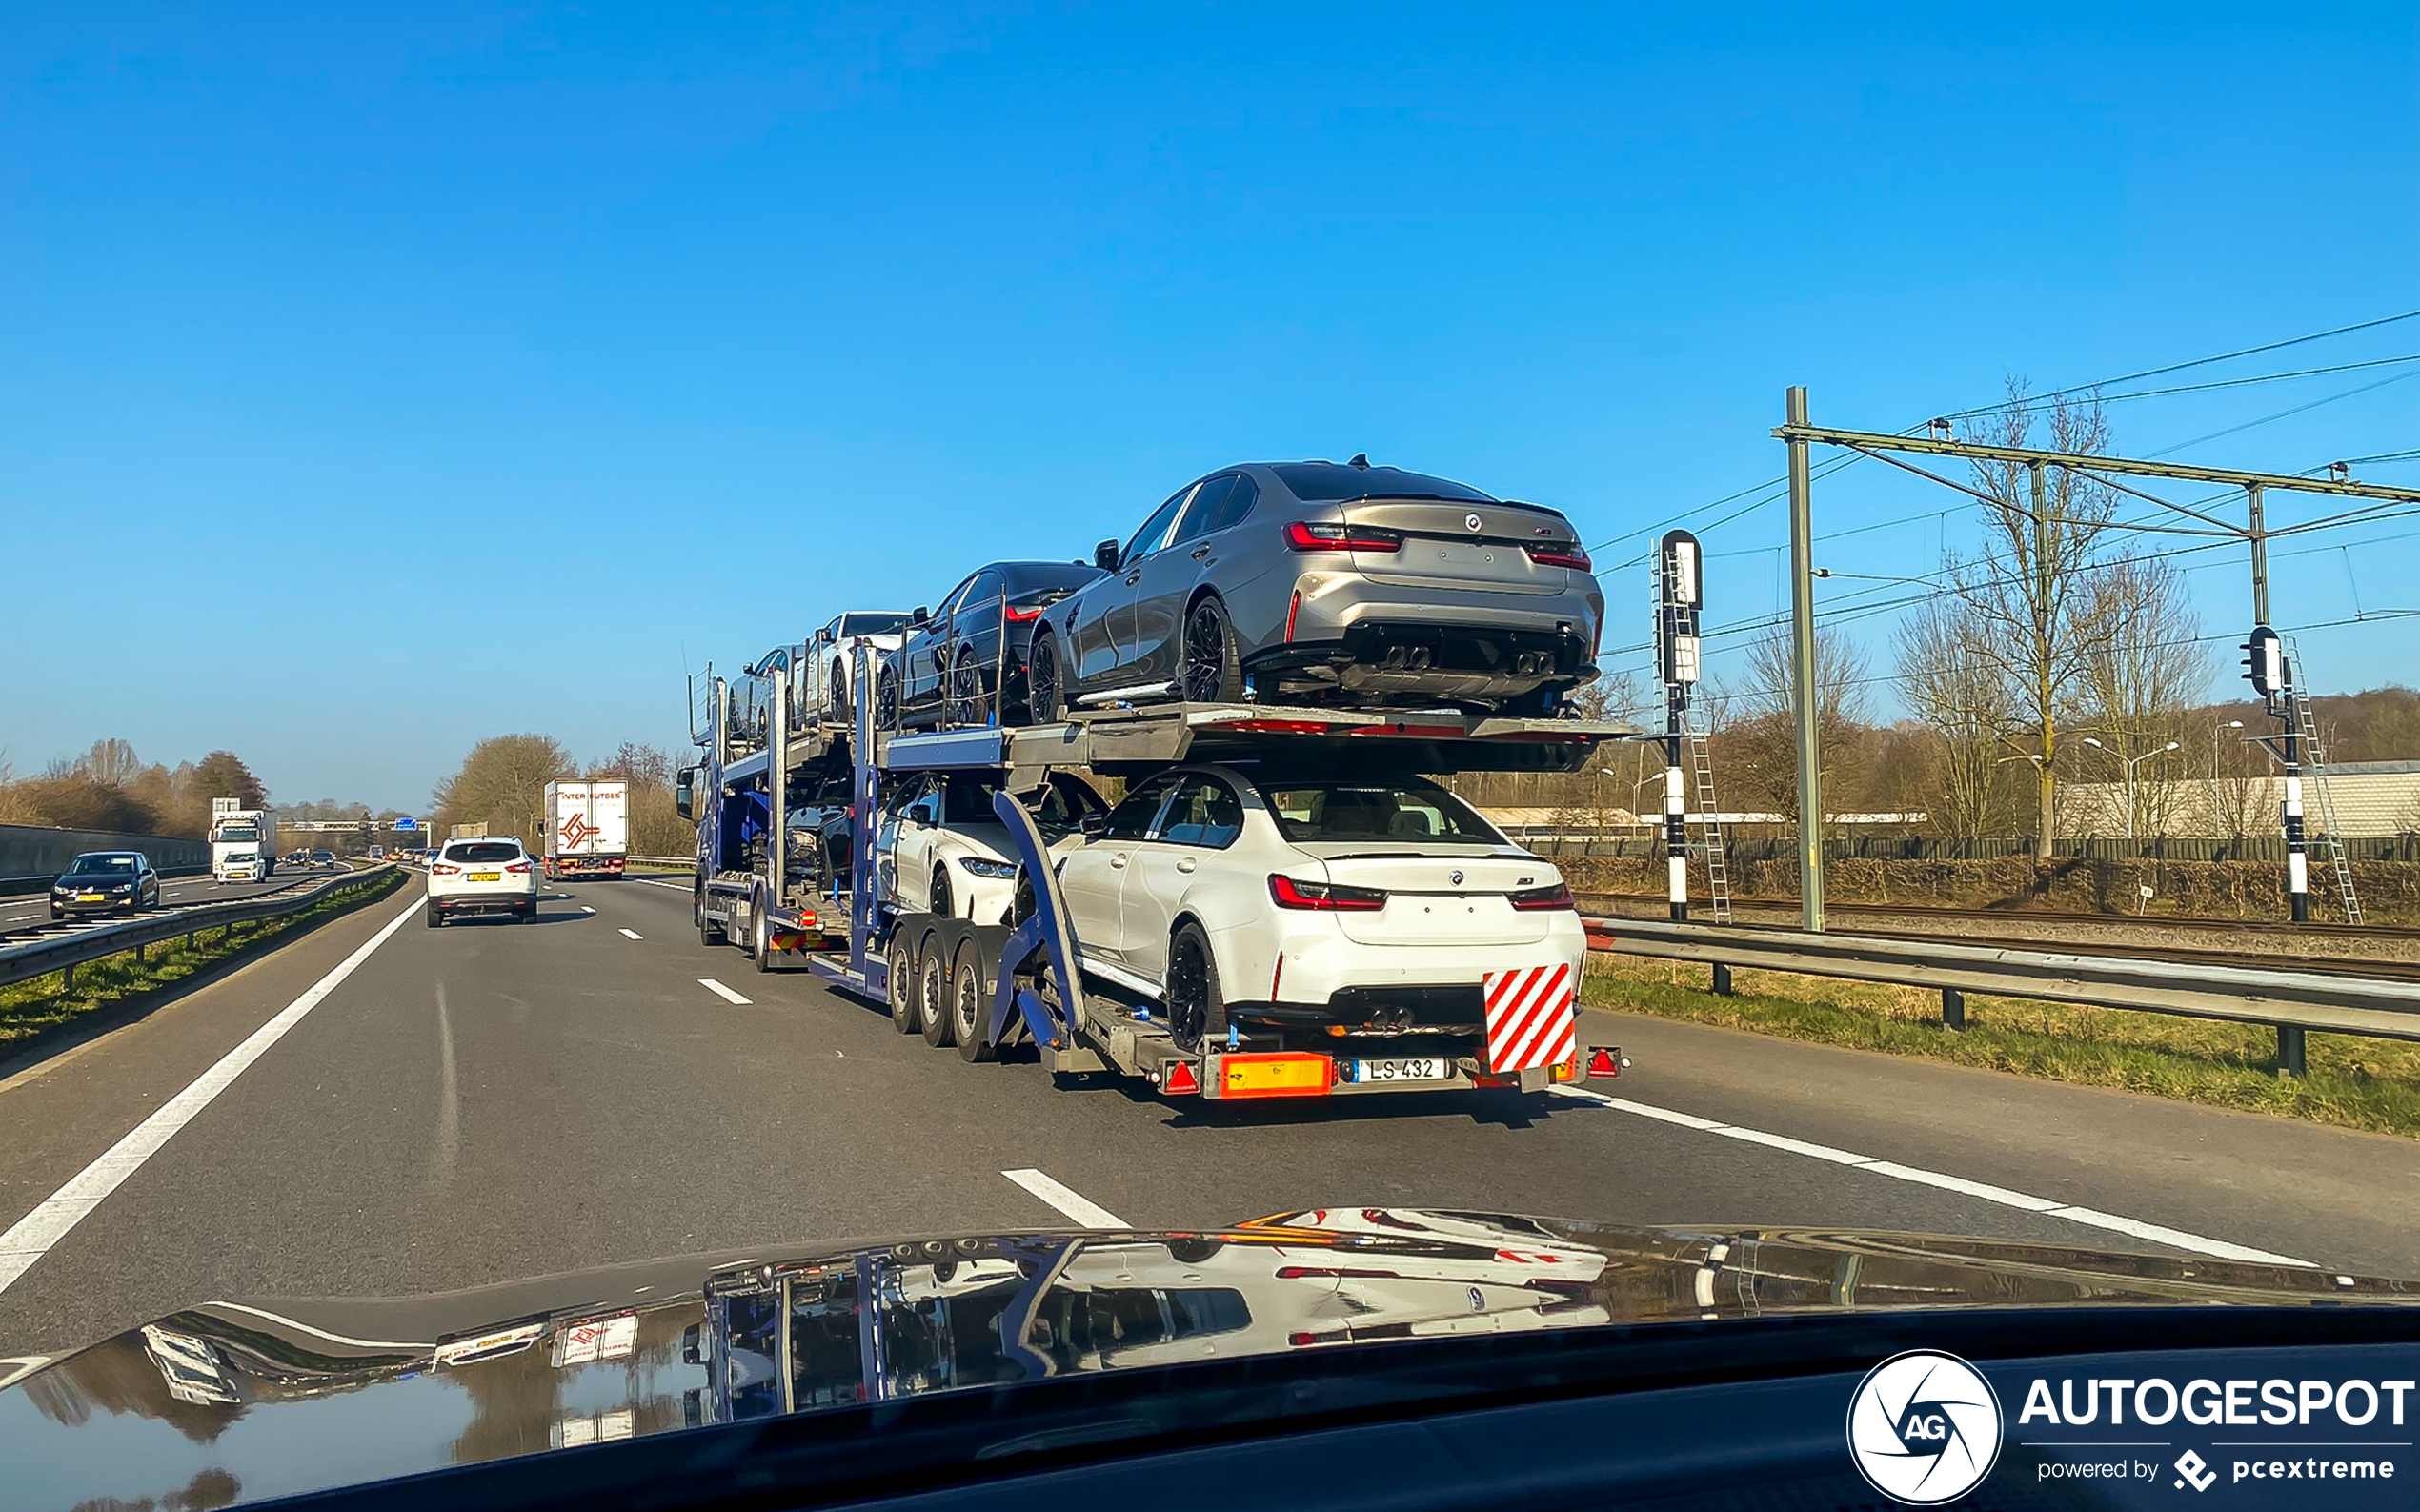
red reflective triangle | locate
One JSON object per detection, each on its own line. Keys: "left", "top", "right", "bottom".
{"left": 1585, "top": 1049, "right": 1619, "bottom": 1079}
{"left": 1163, "top": 1060, "right": 1200, "bottom": 1095}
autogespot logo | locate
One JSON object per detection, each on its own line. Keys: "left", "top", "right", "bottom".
{"left": 1846, "top": 1350, "right": 2005, "bottom": 1505}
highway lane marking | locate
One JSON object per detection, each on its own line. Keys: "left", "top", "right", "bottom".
{"left": 629, "top": 878, "right": 689, "bottom": 894}
{"left": 698, "top": 978, "right": 751, "bottom": 1005}
{"left": 1549, "top": 1086, "right": 2309, "bottom": 1266}
{"left": 203, "top": 1301, "right": 428, "bottom": 1351}
{"left": 583, "top": 906, "right": 597, "bottom": 915}
{"left": 1002, "top": 1168, "right": 1127, "bottom": 1228}
{"left": 618, "top": 928, "right": 643, "bottom": 940}
{"left": 0, "top": 894, "right": 426, "bottom": 1298}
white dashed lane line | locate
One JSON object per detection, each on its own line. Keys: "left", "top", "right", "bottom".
{"left": 697, "top": 978, "right": 751, "bottom": 1005}
{"left": 618, "top": 928, "right": 642, "bottom": 940}
{"left": 1002, "top": 1169, "right": 1127, "bottom": 1228}
{"left": 1549, "top": 1085, "right": 2309, "bottom": 1266}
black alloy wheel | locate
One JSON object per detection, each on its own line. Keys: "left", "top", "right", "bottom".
{"left": 953, "top": 947, "right": 997, "bottom": 1062}
{"left": 930, "top": 867, "right": 954, "bottom": 919}
{"left": 831, "top": 663, "right": 852, "bottom": 729}
{"left": 1181, "top": 597, "right": 1244, "bottom": 704}
{"left": 1026, "top": 631, "right": 1063, "bottom": 724}
{"left": 875, "top": 668, "right": 900, "bottom": 732}
{"left": 1165, "top": 921, "right": 1228, "bottom": 1054}
{"left": 919, "top": 945, "right": 956, "bottom": 1048}
{"left": 947, "top": 650, "right": 990, "bottom": 727}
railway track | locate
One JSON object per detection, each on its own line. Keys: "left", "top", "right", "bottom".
{"left": 1577, "top": 893, "right": 2420, "bottom": 984}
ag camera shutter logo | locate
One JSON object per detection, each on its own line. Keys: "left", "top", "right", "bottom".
{"left": 1845, "top": 1349, "right": 2004, "bottom": 1504}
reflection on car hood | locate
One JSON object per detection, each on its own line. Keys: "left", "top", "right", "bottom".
{"left": 3, "top": 1210, "right": 2413, "bottom": 1508}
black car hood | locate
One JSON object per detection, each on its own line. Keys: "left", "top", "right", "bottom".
{"left": 3, "top": 1210, "right": 2412, "bottom": 1509}
{"left": 54, "top": 875, "right": 137, "bottom": 888}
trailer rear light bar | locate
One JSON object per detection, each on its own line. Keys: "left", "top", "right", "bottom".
{"left": 1208, "top": 1052, "right": 1333, "bottom": 1099}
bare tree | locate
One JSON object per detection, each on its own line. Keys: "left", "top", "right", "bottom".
{"left": 1893, "top": 589, "right": 2013, "bottom": 841}
{"left": 2075, "top": 554, "right": 2208, "bottom": 837}
{"left": 1720, "top": 623, "right": 1870, "bottom": 827}
{"left": 431, "top": 735, "right": 575, "bottom": 843}
{"left": 1950, "top": 381, "right": 2122, "bottom": 857}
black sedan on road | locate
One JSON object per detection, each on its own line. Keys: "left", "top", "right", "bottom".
{"left": 877, "top": 560, "right": 1104, "bottom": 730}
{"left": 49, "top": 852, "right": 162, "bottom": 920}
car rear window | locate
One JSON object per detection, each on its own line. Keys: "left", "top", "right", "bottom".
{"left": 998, "top": 562, "right": 1106, "bottom": 597}
{"left": 444, "top": 842, "right": 522, "bottom": 863}
{"left": 72, "top": 855, "right": 138, "bottom": 873}
{"left": 1254, "top": 779, "right": 1506, "bottom": 846}
{"left": 1266, "top": 464, "right": 1494, "bottom": 503}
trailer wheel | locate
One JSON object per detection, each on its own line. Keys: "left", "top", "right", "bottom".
{"left": 953, "top": 945, "right": 997, "bottom": 1062}
{"left": 751, "top": 899, "right": 774, "bottom": 972}
{"left": 918, "top": 939, "right": 956, "bottom": 1048}
{"left": 1166, "top": 921, "right": 1229, "bottom": 1054}
{"left": 886, "top": 935, "right": 920, "bottom": 1033}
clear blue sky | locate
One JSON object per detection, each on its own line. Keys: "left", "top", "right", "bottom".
{"left": 6, "top": 3, "right": 2415, "bottom": 811}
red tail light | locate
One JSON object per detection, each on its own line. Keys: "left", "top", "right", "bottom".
{"left": 432, "top": 863, "right": 461, "bottom": 877}
{"left": 1508, "top": 882, "right": 1575, "bottom": 911}
{"left": 1268, "top": 875, "right": 1386, "bottom": 911}
{"left": 1003, "top": 603, "right": 1045, "bottom": 621}
{"left": 1524, "top": 542, "right": 1592, "bottom": 571}
{"left": 1283, "top": 521, "right": 1402, "bottom": 554}
{"left": 1284, "top": 589, "right": 1301, "bottom": 641}
{"left": 505, "top": 860, "right": 533, "bottom": 874}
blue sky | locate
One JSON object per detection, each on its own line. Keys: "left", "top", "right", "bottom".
{"left": 5, "top": 2, "right": 2415, "bottom": 811}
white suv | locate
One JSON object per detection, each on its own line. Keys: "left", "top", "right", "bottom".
{"left": 426, "top": 837, "right": 539, "bottom": 927}
{"left": 1047, "top": 766, "right": 1585, "bottom": 1069}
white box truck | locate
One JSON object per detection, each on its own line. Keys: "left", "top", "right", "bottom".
{"left": 543, "top": 780, "right": 628, "bottom": 880}
{"left": 210, "top": 798, "right": 278, "bottom": 883}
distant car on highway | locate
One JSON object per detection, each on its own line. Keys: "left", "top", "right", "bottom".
{"left": 426, "top": 838, "right": 539, "bottom": 927}
{"left": 312, "top": 849, "right": 338, "bottom": 869}
{"left": 1025, "top": 460, "right": 1603, "bottom": 721}
{"left": 50, "top": 852, "right": 162, "bottom": 921}
{"left": 877, "top": 561, "right": 1104, "bottom": 730}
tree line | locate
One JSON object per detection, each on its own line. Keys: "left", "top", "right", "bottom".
{"left": 429, "top": 736, "right": 691, "bottom": 857}
{"left": 1461, "top": 384, "right": 2416, "bottom": 843}
{"left": 0, "top": 741, "right": 273, "bottom": 837}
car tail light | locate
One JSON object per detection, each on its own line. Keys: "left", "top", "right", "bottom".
{"left": 432, "top": 863, "right": 461, "bottom": 877}
{"left": 1284, "top": 589, "right": 1301, "bottom": 641}
{"left": 1283, "top": 521, "right": 1402, "bottom": 554}
{"left": 1508, "top": 882, "right": 1575, "bottom": 911}
{"left": 1524, "top": 541, "right": 1592, "bottom": 571}
{"left": 1268, "top": 875, "right": 1386, "bottom": 911}
{"left": 505, "top": 860, "right": 533, "bottom": 874}
{"left": 1003, "top": 603, "right": 1044, "bottom": 621}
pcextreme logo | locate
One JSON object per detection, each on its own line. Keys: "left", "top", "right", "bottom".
{"left": 1845, "top": 1349, "right": 2005, "bottom": 1505}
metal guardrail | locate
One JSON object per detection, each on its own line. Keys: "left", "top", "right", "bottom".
{"left": 1583, "top": 917, "right": 2420, "bottom": 1074}
{"left": 0, "top": 865, "right": 401, "bottom": 992}
{"left": 0, "top": 865, "right": 212, "bottom": 899}
{"left": 625, "top": 856, "right": 693, "bottom": 868}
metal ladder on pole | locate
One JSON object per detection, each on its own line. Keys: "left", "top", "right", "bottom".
{"left": 1684, "top": 713, "right": 1733, "bottom": 923}
{"left": 2283, "top": 635, "right": 2363, "bottom": 924}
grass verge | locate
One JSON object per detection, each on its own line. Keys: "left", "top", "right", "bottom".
{"left": 0, "top": 870, "right": 409, "bottom": 1053}
{"left": 1583, "top": 954, "right": 2420, "bottom": 1139}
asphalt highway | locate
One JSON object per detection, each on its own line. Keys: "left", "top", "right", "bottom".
{"left": 0, "top": 864, "right": 353, "bottom": 944}
{"left": 0, "top": 874, "right": 2413, "bottom": 1360}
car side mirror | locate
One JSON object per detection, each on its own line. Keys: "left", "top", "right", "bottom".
{"left": 1093, "top": 538, "right": 1119, "bottom": 571}
{"left": 675, "top": 768, "right": 696, "bottom": 821}
{"left": 911, "top": 606, "right": 930, "bottom": 626}
{"left": 1080, "top": 811, "right": 1110, "bottom": 837}
{"left": 815, "top": 627, "right": 833, "bottom": 644}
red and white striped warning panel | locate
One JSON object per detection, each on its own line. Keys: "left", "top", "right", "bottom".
{"left": 1482, "top": 963, "right": 1577, "bottom": 1073}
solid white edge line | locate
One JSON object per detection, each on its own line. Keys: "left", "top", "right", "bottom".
{"left": 1548, "top": 1085, "right": 2311, "bottom": 1267}
{"left": 629, "top": 878, "right": 690, "bottom": 893}
{"left": 0, "top": 894, "right": 427, "bottom": 1297}
{"left": 697, "top": 978, "right": 751, "bottom": 1005}
{"left": 1002, "top": 1168, "right": 1128, "bottom": 1228}
{"left": 618, "top": 928, "right": 642, "bottom": 939}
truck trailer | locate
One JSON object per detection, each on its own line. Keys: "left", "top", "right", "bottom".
{"left": 680, "top": 640, "right": 1630, "bottom": 1105}
{"left": 543, "top": 780, "right": 630, "bottom": 880}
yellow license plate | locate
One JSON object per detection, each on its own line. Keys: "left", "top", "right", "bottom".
{"left": 469, "top": 872, "right": 501, "bottom": 882}
{"left": 78, "top": 893, "right": 105, "bottom": 902}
